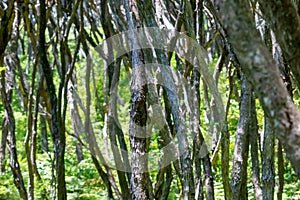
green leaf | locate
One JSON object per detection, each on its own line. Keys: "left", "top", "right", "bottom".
{"left": 0, "top": 66, "right": 6, "bottom": 71}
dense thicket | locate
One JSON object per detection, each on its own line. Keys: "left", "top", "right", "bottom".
{"left": 1, "top": 0, "right": 300, "bottom": 199}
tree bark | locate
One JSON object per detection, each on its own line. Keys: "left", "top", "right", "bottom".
{"left": 1, "top": 52, "right": 28, "bottom": 200}
{"left": 0, "top": 0, "right": 15, "bottom": 177}
{"left": 137, "top": 1, "right": 195, "bottom": 197}
{"left": 124, "top": 1, "right": 154, "bottom": 199}
{"left": 217, "top": 0, "right": 300, "bottom": 178}
{"left": 38, "top": 0, "right": 66, "bottom": 199}
{"left": 108, "top": 59, "right": 131, "bottom": 199}
{"left": 249, "top": 95, "right": 262, "bottom": 200}
{"left": 0, "top": 117, "right": 8, "bottom": 174}
{"left": 0, "top": 2, "right": 28, "bottom": 199}
{"left": 257, "top": 0, "right": 300, "bottom": 89}
{"left": 271, "top": 30, "right": 287, "bottom": 200}
{"left": 230, "top": 74, "right": 250, "bottom": 200}
{"left": 261, "top": 117, "right": 275, "bottom": 200}
{"left": 221, "top": 64, "right": 234, "bottom": 200}
{"left": 1, "top": 66, "right": 28, "bottom": 200}
{"left": 68, "top": 77, "right": 84, "bottom": 163}
{"left": 191, "top": 70, "right": 204, "bottom": 200}
{"left": 277, "top": 141, "right": 284, "bottom": 200}
{"left": 128, "top": 37, "right": 151, "bottom": 200}
{"left": 39, "top": 102, "right": 49, "bottom": 153}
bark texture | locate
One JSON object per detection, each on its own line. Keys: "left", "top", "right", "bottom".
{"left": 258, "top": 0, "right": 300, "bottom": 89}
{"left": 249, "top": 95, "right": 262, "bottom": 200}
{"left": 261, "top": 117, "right": 275, "bottom": 200}
{"left": 0, "top": 2, "right": 28, "bottom": 199}
{"left": 124, "top": 1, "right": 151, "bottom": 199}
{"left": 230, "top": 74, "right": 250, "bottom": 200}
{"left": 39, "top": 0, "right": 66, "bottom": 199}
{"left": 218, "top": 0, "right": 300, "bottom": 178}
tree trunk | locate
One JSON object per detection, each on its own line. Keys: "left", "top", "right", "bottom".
{"left": 108, "top": 59, "right": 131, "bottom": 199}
{"left": 218, "top": 0, "right": 300, "bottom": 178}
{"left": 230, "top": 74, "right": 251, "bottom": 200}
{"left": 1, "top": 56, "right": 28, "bottom": 200}
{"left": 68, "top": 79, "right": 84, "bottom": 163}
{"left": 277, "top": 141, "right": 284, "bottom": 200}
{"left": 0, "top": 2, "right": 28, "bottom": 199}
{"left": 221, "top": 65, "right": 234, "bottom": 200}
{"left": 249, "top": 95, "right": 262, "bottom": 200}
{"left": 40, "top": 103, "right": 49, "bottom": 153}
{"left": 38, "top": 0, "right": 66, "bottom": 199}
{"left": 257, "top": 0, "right": 300, "bottom": 89}
{"left": 271, "top": 30, "right": 288, "bottom": 200}
{"left": 0, "top": 118, "right": 8, "bottom": 174}
{"left": 124, "top": 1, "right": 157, "bottom": 199}
{"left": 191, "top": 69, "right": 204, "bottom": 200}
{"left": 200, "top": 133, "right": 215, "bottom": 200}
{"left": 139, "top": 5, "right": 195, "bottom": 198}
{"left": 261, "top": 117, "right": 275, "bottom": 200}
{"left": 0, "top": 0, "right": 15, "bottom": 177}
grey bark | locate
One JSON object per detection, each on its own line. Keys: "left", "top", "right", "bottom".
{"left": 39, "top": 0, "right": 66, "bottom": 199}
{"left": 277, "top": 141, "right": 284, "bottom": 200}
{"left": 218, "top": 0, "right": 300, "bottom": 178}
{"left": 221, "top": 64, "right": 234, "bottom": 200}
{"left": 191, "top": 70, "right": 204, "bottom": 200}
{"left": 146, "top": 2, "right": 195, "bottom": 198}
{"left": 0, "top": 0, "right": 15, "bottom": 176}
{"left": 258, "top": 0, "right": 300, "bottom": 90}
{"left": 1, "top": 68, "right": 28, "bottom": 200}
{"left": 230, "top": 74, "right": 251, "bottom": 200}
{"left": 108, "top": 59, "right": 131, "bottom": 199}
{"left": 271, "top": 31, "right": 288, "bottom": 200}
{"left": 200, "top": 133, "right": 215, "bottom": 200}
{"left": 40, "top": 101, "right": 49, "bottom": 153}
{"left": 261, "top": 117, "right": 275, "bottom": 200}
{"left": 0, "top": 2, "right": 28, "bottom": 199}
{"left": 123, "top": 0, "right": 153, "bottom": 199}
{"left": 82, "top": 35, "right": 121, "bottom": 199}
{"left": 249, "top": 95, "right": 262, "bottom": 200}
{"left": 191, "top": 2, "right": 205, "bottom": 199}
{"left": 0, "top": 117, "right": 8, "bottom": 174}
{"left": 68, "top": 82, "right": 84, "bottom": 163}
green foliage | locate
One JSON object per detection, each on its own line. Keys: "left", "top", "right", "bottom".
{"left": 0, "top": 66, "right": 6, "bottom": 71}
{"left": 0, "top": 170, "right": 19, "bottom": 200}
{"left": 2, "top": 17, "right": 300, "bottom": 200}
